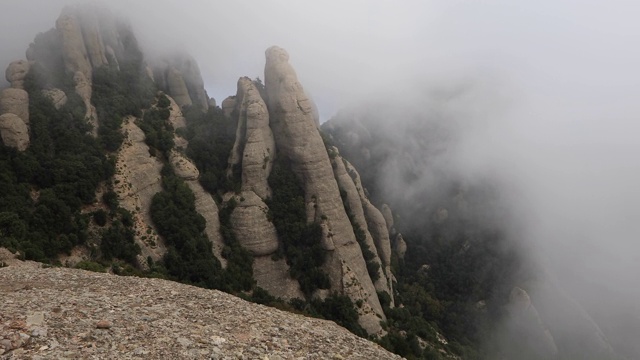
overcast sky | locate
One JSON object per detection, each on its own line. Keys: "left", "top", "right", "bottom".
{"left": 2, "top": 0, "right": 640, "bottom": 346}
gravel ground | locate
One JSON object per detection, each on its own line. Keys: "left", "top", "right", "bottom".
{"left": 0, "top": 258, "right": 402, "bottom": 359}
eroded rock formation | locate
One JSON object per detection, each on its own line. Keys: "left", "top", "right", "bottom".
{"left": 228, "top": 77, "right": 275, "bottom": 199}
{"left": 0, "top": 88, "right": 29, "bottom": 124}
{"left": 5, "top": 60, "right": 30, "bottom": 89}
{"left": 153, "top": 55, "right": 209, "bottom": 111}
{"left": 165, "top": 96, "right": 225, "bottom": 266}
{"left": 332, "top": 151, "right": 391, "bottom": 298}
{"left": 0, "top": 113, "right": 29, "bottom": 151}
{"left": 42, "top": 89, "right": 68, "bottom": 110}
{"left": 113, "top": 116, "right": 165, "bottom": 262}
{"left": 264, "top": 46, "right": 384, "bottom": 334}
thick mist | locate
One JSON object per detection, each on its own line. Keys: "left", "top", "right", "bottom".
{"left": 2, "top": 0, "right": 640, "bottom": 356}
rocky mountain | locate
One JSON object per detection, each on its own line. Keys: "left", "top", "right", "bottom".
{"left": 4, "top": 4, "right": 630, "bottom": 360}
{"left": 0, "top": 5, "right": 416, "bottom": 356}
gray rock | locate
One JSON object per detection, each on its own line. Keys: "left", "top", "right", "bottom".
{"left": 0, "top": 88, "right": 29, "bottom": 124}
{"left": 42, "top": 89, "right": 67, "bottom": 110}
{"left": 5, "top": 60, "right": 30, "bottom": 89}
{"left": 394, "top": 234, "right": 407, "bottom": 260}
{"left": 332, "top": 151, "right": 390, "bottom": 298}
{"left": 265, "top": 46, "right": 384, "bottom": 334}
{"left": 221, "top": 96, "right": 236, "bottom": 118}
{"left": 56, "top": 11, "right": 92, "bottom": 80}
{"left": 380, "top": 204, "right": 394, "bottom": 233}
{"left": 230, "top": 191, "right": 279, "bottom": 257}
{"left": 114, "top": 117, "right": 166, "bottom": 262}
{"left": 229, "top": 77, "right": 275, "bottom": 199}
{"left": 0, "top": 113, "right": 29, "bottom": 151}
{"left": 166, "top": 67, "right": 192, "bottom": 108}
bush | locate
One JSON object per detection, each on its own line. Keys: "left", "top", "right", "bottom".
{"left": 266, "top": 156, "right": 329, "bottom": 297}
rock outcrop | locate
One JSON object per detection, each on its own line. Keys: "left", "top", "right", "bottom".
{"left": 394, "top": 233, "right": 407, "bottom": 260}
{"left": 381, "top": 204, "right": 394, "bottom": 233}
{"left": 0, "top": 259, "right": 402, "bottom": 359}
{"left": 177, "top": 56, "right": 209, "bottom": 111}
{"left": 165, "top": 67, "right": 193, "bottom": 108}
{"left": 41, "top": 89, "right": 67, "bottom": 110}
{"left": 501, "top": 287, "right": 559, "bottom": 359}
{"left": 229, "top": 192, "right": 279, "bottom": 257}
{"left": 228, "top": 191, "right": 303, "bottom": 300}
{"left": 5, "top": 60, "right": 30, "bottom": 89}
{"left": 113, "top": 116, "right": 165, "bottom": 262}
{"left": 265, "top": 46, "right": 384, "bottom": 334}
{"left": 221, "top": 96, "right": 236, "bottom": 118}
{"left": 165, "top": 96, "right": 225, "bottom": 266}
{"left": 0, "top": 88, "right": 29, "bottom": 124}
{"left": 332, "top": 151, "right": 391, "bottom": 298}
{"left": 153, "top": 55, "right": 209, "bottom": 111}
{"left": 228, "top": 77, "right": 275, "bottom": 199}
{"left": 56, "top": 12, "right": 92, "bottom": 81}
{"left": 0, "top": 113, "right": 29, "bottom": 151}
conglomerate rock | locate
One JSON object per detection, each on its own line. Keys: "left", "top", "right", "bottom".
{"left": 264, "top": 46, "right": 384, "bottom": 334}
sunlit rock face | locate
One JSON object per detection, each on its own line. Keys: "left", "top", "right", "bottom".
{"left": 264, "top": 45, "right": 384, "bottom": 334}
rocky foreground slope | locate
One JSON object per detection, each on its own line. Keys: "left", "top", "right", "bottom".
{"left": 0, "top": 251, "right": 401, "bottom": 360}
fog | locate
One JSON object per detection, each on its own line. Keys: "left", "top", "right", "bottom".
{"left": 2, "top": 0, "right": 640, "bottom": 357}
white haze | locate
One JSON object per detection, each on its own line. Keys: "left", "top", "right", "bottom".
{"left": 2, "top": 0, "right": 640, "bottom": 355}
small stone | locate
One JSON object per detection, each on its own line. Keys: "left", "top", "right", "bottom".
{"left": 177, "top": 337, "right": 192, "bottom": 347}
{"left": 32, "top": 327, "right": 48, "bottom": 337}
{"left": 96, "top": 320, "right": 112, "bottom": 329}
{"left": 0, "top": 339, "right": 12, "bottom": 350}
{"left": 210, "top": 335, "right": 226, "bottom": 346}
{"left": 9, "top": 319, "right": 27, "bottom": 329}
{"left": 39, "top": 345, "right": 49, "bottom": 351}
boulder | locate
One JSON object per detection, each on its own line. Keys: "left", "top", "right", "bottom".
{"left": 170, "top": 150, "right": 199, "bottom": 181}
{"left": 229, "top": 191, "right": 279, "bottom": 256}
{"left": 0, "top": 88, "right": 29, "bottom": 124}
{"left": 221, "top": 96, "right": 236, "bottom": 118}
{"left": 0, "top": 113, "right": 29, "bottom": 151}
{"left": 265, "top": 46, "right": 384, "bottom": 334}
{"left": 208, "top": 97, "right": 217, "bottom": 108}
{"left": 42, "top": 89, "right": 67, "bottom": 110}
{"left": 394, "top": 233, "right": 407, "bottom": 260}
{"left": 5, "top": 60, "right": 30, "bottom": 89}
